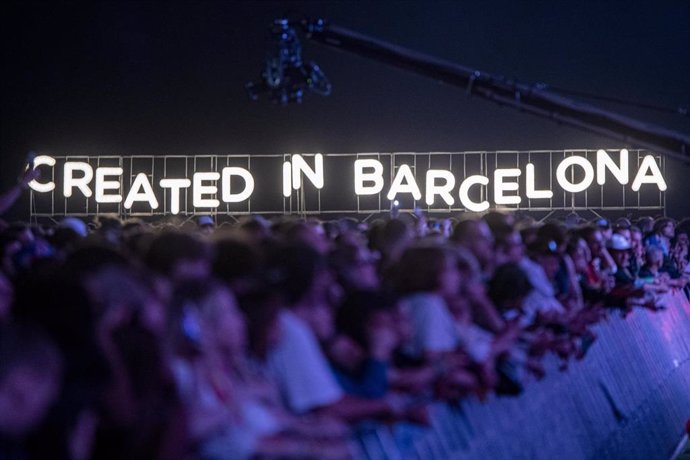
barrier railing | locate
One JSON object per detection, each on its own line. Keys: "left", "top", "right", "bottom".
{"left": 353, "top": 291, "right": 690, "bottom": 459}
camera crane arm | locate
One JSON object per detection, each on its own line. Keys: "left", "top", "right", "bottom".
{"left": 249, "top": 18, "right": 690, "bottom": 163}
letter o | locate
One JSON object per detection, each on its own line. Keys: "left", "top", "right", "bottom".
{"left": 556, "top": 156, "right": 594, "bottom": 193}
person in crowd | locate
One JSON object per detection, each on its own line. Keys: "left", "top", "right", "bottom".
{"left": 394, "top": 245, "right": 481, "bottom": 397}
{"left": 0, "top": 324, "right": 62, "bottom": 459}
{"left": 636, "top": 216, "right": 655, "bottom": 235}
{"left": 644, "top": 217, "right": 675, "bottom": 256}
{"left": 637, "top": 245, "right": 684, "bottom": 290}
{"left": 578, "top": 225, "right": 616, "bottom": 292}
{"left": 613, "top": 219, "right": 632, "bottom": 244}
{"left": 595, "top": 218, "right": 613, "bottom": 242}
{"left": 629, "top": 226, "right": 645, "bottom": 275}
{"left": 212, "top": 236, "right": 263, "bottom": 297}
{"left": 609, "top": 234, "right": 637, "bottom": 288}
{"left": 329, "top": 238, "right": 380, "bottom": 292}
{"left": 520, "top": 238, "right": 566, "bottom": 325}
{"left": 670, "top": 231, "right": 689, "bottom": 274}
{"left": 330, "top": 290, "right": 400, "bottom": 399}
{"left": 453, "top": 246, "right": 506, "bottom": 334}
{"left": 370, "top": 218, "right": 413, "bottom": 278}
{"left": 169, "top": 280, "right": 351, "bottom": 459}
{"left": 196, "top": 216, "right": 216, "bottom": 236}
{"left": 450, "top": 219, "right": 495, "bottom": 279}
{"left": 537, "top": 223, "right": 583, "bottom": 311}
{"left": 261, "top": 242, "right": 415, "bottom": 423}
{"left": 0, "top": 207, "right": 685, "bottom": 459}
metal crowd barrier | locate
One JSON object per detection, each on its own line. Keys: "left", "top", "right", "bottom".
{"left": 352, "top": 291, "right": 690, "bottom": 460}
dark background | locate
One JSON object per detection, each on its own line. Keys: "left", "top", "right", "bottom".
{"left": 2, "top": 1, "right": 689, "bottom": 220}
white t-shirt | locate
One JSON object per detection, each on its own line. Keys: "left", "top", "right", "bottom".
{"left": 171, "top": 358, "right": 259, "bottom": 460}
{"left": 519, "top": 258, "right": 565, "bottom": 325}
{"left": 402, "top": 293, "right": 459, "bottom": 357}
{"left": 267, "top": 310, "right": 343, "bottom": 414}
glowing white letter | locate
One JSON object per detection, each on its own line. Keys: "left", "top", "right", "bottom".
{"left": 95, "top": 167, "right": 123, "bottom": 203}
{"left": 222, "top": 167, "right": 254, "bottom": 203}
{"left": 63, "top": 162, "right": 94, "bottom": 198}
{"left": 458, "top": 175, "right": 490, "bottom": 212}
{"left": 631, "top": 155, "right": 667, "bottom": 191}
{"left": 597, "top": 149, "right": 629, "bottom": 185}
{"left": 160, "top": 178, "right": 191, "bottom": 215}
{"left": 525, "top": 163, "right": 553, "bottom": 199}
{"left": 282, "top": 161, "right": 292, "bottom": 197}
{"left": 354, "top": 159, "right": 384, "bottom": 195}
{"left": 124, "top": 173, "right": 159, "bottom": 209}
{"left": 425, "top": 169, "right": 455, "bottom": 206}
{"left": 556, "top": 156, "right": 594, "bottom": 193}
{"left": 494, "top": 168, "right": 522, "bottom": 205}
{"left": 28, "top": 155, "right": 56, "bottom": 193}
{"left": 386, "top": 164, "right": 422, "bottom": 201}
{"left": 291, "top": 154, "right": 324, "bottom": 190}
{"left": 193, "top": 172, "right": 220, "bottom": 208}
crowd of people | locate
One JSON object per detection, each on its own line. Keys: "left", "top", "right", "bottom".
{"left": 1, "top": 200, "right": 689, "bottom": 458}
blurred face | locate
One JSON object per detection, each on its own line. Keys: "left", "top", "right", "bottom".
{"left": 500, "top": 231, "right": 524, "bottom": 264}
{"left": 662, "top": 222, "right": 675, "bottom": 239}
{"left": 367, "top": 310, "right": 397, "bottom": 340}
{"left": 630, "top": 231, "right": 643, "bottom": 257}
{"left": 438, "top": 256, "right": 462, "bottom": 299}
{"left": 307, "top": 302, "right": 335, "bottom": 342}
{"left": 173, "top": 258, "right": 210, "bottom": 282}
{"left": 206, "top": 288, "right": 246, "bottom": 353}
{"left": 571, "top": 238, "right": 591, "bottom": 273}
{"left": 586, "top": 230, "right": 604, "bottom": 257}
{"left": 611, "top": 249, "right": 630, "bottom": 268}
{"left": 468, "top": 222, "right": 495, "bottom": 267}
{"left": 346, "top": 248, "right": 379, "bottom": 289}
{"left": 537, "top": 254, "right": 560, "bottom": 280}
{"left": 646, "top": 251, "right": 663, "bottom": 268}
{"left": 367, "top": 309, "right": 392, "bottom": 328}
{"left": 601, "top": 227, "right": 613, "bottom": 240}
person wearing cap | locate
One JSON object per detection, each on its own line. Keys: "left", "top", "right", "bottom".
{"left": 603, "top": 233, "right": 666, "bottom": 312}
{"left": 594, "top": 218, "right": 613, "bottom": 242}
{"left": 614, "top": 217, "right": 632, "bottom": 230}
{"left": 59, "top": 217, "right": 89, "bottom": 238}
{"left": 607, "top": 234, "right": 636, "bottom": 287}
{"left": 613, "top": 222, "right": 632, "bottom": 247}
{"left": 197, "top": 215, "right": 215, "bottom": 236}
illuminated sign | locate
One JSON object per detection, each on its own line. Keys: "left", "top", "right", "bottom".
{"left": 28, "top": 149, "right": 666, "bottom": 217}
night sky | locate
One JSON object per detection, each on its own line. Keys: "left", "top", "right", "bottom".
{"left": 1, "top": 1, "right": 689, "bottom": 219}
